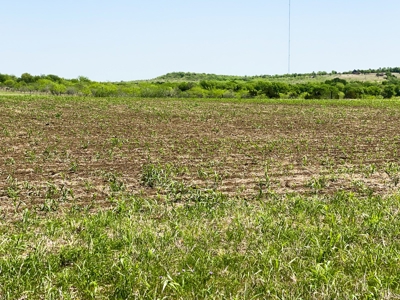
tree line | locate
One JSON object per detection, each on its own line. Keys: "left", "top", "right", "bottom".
{"left": 156, "top": 67, "right": 400, "bottom": 82}
{"left": 1, "top": 70, "right": 399, "bottom": 99}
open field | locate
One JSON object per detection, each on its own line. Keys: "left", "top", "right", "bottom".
{"left": 259, "top": 73, "right": 395, "bottom": 84}
{"left": 1, "top": 95, "right": 400, "bottom": 298}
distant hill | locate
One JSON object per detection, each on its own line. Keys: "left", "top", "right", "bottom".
{"left": 154, "top": 72, "right": 263, "bottom": 82}
{"left": 153, "top": 68, "right": 400, "bottom": 83}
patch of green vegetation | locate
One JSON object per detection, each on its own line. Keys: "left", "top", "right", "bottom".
{"left": 1, "top": 189, "right": 400, "bottom": 299}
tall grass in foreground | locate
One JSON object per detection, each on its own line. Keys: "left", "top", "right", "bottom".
{"left": 1, "top": 189, "right": 400, "bottom": 299}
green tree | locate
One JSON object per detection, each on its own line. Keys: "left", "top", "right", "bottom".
{"left": 395, "top": 84, "right": 400, "bottom": 96}
{"left": 4, "top": 79, "right": 16, "bottom": 88}
{"left": 37, "top": 79, "right": 54, "bottom": 93}
{"left": 45, "top": 74, "right": 63, "bottom": 83}
{"left": 80, "top": 86, "right": 92, "bottom": 97}
{"left": 20, "top": 73, "right": 35, "bottom": 83}
{"left": 382, "top": 85, "right": 396, "bottom": 99}
{"left": 0, "top": 73, "right": 10, "bottom": 83}
{"left": 365, "top": 85, "right": 382, "bottom": 96}
{"left": 177, "top": 82, "right": 195, "bottom": 92}
{"left": 199, "top": 80, "right": 216, "bottom": 90}
{"left": 304, "top": 83, "right": 332, "bottom": 99}
{"left": 78, "top": 76, "right": 91, "bottom": 83}
{"left": 90, "top": 83, "right": 117, "bottom": 97}
{"left": 50, "top": 83, "right": 67, "bottom": 95}
{"left": 344, "top": 84, "right": 364, "bottom": 99}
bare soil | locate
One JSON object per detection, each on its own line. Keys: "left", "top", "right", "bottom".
{"left": 1, "top": 97, "right": 400, "bottom": 219}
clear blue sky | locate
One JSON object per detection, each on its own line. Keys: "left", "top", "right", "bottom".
{"left": 1, "top": 0, "right": 399, "bottom": 81}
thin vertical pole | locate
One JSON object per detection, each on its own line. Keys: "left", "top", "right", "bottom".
{"left": 288, "top": 0, "right": 291, "bottom": 74}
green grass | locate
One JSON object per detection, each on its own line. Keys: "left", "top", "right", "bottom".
{"left": 1, "top": 93, "right": 400, "bottom": 108}
{"left": 2, "top": 188, "right": 400, "bottom": 299}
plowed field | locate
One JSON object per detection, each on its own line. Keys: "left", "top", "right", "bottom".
{"left": 1, "top": 96, "right": 400, "bottom": 219}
